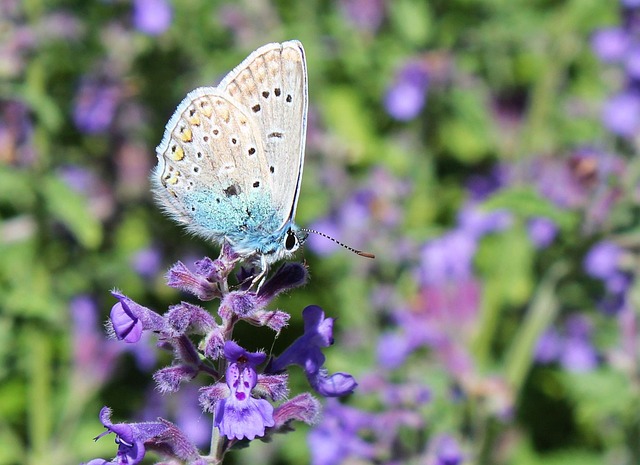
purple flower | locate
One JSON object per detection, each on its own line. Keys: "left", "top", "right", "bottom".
{"left": 166, "top": 260, "right": 221, "bottom": 301}
{"left": 90, "top": 406, "right": 197, "bottom": 465}
{"left": 384, "top": 61, "right": 429, "bottom": 121}
{"left": 308, "top": 400, "right": 377, "bottom": 465}
{"left": 584, "top": 241, "right": 622, "bottom": 280}
{"left": 340, "top": 0, "right": 386, "bottom": 32}
{"left": 429, "top": 434, "right": 464, "bottom": 465}
{"left": 377, "top": 332, "right": 413, "bottom": 369}
{"left": 591, "top": 27, "right": 629, "bottom": 63}
{"left": 272, "top": 393, "right": 322, "bottom": 429}
{"left": 560, "top": 337, "right": 598, "bottom": 372}
{"left": 536, "top": 316, "right": 599, "bottom": 372}
{"left": 457, "top": 205, "right": 512, "bottom": 238}
{"left": 418, "top": 231, "right": 476, "bottom": 285}
{"left": 133, "top": 0, "right": 172, "bottom": 35}
{"left": 534, "top": 328, "right": 562, "bottom": 363}
{"left": 109, "top": 290, "right": 166, "bottom": 343}
{"left": 267, "top": 305, "right": 357, "bottom": 397}
{"left": 132, "top": 246, "right": 162, "bottom": 278}
{"left": 214, "top": 341, "right": 275, "bottom": 440}
{"left": 527, "top": 216, "right": 558, "bottom": 249}
{"left": 625, "top": 45, "right": 640, "bottom": 78}
{"left": 601, "top": 91, "right": 640, "bottom": 137}
{"left": 73, "top": 78, "right": 121, "bottom": 134}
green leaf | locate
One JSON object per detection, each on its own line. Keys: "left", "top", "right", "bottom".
{"left": 482, "top": 187, "right": 579, "bottom": 232}
{"left": 41, "top": 175, "right": 103, "bottom": 249}
{"left": 389, "top": 0, "right": 433, "bottom": 46}
{"left": 319, "top": 86, "right": 376, "bottom": 163}
{"left": 0, "top": 167, "right": 37, "bottom": 210}
{"left": 438, "top": 88, "right": 495, "bottom": 163}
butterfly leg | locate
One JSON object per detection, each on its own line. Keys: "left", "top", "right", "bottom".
{"left": 251, "top": 254, "right": 269, "bottom": 292}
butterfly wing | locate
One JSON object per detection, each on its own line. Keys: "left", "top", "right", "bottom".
{"left": 152, "top": 87, "right": 277, "bottom": 249}
{"left": 219, "top": 40, "right": 308, "bottom": 230}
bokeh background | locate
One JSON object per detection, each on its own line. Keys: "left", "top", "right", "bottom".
{"left": 2, "top": 0, "right": 640, "bottom": 464}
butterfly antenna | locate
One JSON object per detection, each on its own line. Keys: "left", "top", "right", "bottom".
{"left": 301, "top": 228, "right": 375, "bottom": 259}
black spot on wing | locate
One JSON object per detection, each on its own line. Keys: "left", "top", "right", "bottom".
{"left": 224, "top": 184, "right": 241, "bottom": 197}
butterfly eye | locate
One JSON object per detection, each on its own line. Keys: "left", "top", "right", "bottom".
{"left": 285, "top": 229, "right": 297, "bottom": 251}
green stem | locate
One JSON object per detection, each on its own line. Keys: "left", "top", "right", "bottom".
{"left": 25, "top": 325, "right": 52, "bottom": 465}
{"left": 504, "top": 261, "right": 568, "bottom": 394}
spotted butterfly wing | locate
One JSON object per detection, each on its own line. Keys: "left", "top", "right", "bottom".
{"left": 219, "top": 41, "right": 308, "bottom": 230}
{"left": 152, "top": 41, "right": 308, "bottom": 263}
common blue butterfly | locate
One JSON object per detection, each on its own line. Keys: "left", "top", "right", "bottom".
{"left": 152, "top": 41, "right": 372, "bottom": 282}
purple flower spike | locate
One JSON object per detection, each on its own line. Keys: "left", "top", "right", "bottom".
{"left": 273, "top": 393, "right": 321, "bottom": 429}
{"left": 153, "top": 365, "right": 198, "bottom": 393}
{"left": 267, "top": 306, "right": 357, "bottom": 397}
{"left": 164, "top": 302, "right": 217, "bottom": 337}
{"left": 219, "top": 291, "right": 259, "bottom": 318}
{"left": 110, "top": 291, "right": 165, "bottom": 343}
{"left": 93, "top": 407, "right": 168, "bottom": 465}
{"left": 214, "top": 342, "right": 274, "bottom": 440}
{"left": 166, "top": 261, "right": 220, "bottom": 301}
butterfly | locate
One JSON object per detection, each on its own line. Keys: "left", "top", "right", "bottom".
{"left": 152, "top": 40, "right": 373, "bottom": 283}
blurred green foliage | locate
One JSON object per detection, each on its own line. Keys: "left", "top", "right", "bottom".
{"left": 1, "top": 0, "right": 639, "bottom": 464}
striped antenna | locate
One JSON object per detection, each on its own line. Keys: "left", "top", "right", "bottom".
{"left": 301, "top": 228, "right": 375, "bottom": 259}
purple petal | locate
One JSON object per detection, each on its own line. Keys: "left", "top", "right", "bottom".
{"left": 311, "top": 371, "right": 358, "bottom": 397}
{"left": 110, "top": 301, "right": 143, "bottom": 343}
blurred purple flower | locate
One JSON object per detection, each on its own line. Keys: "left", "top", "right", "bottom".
{"left": 133, "top": 0, "right": 172, "bottom": 35}
{"left": 73, "top": 78, "right": 121, "bottom": 134}
{"left": 601, "top": 91, "right": 640, "bottom": 137}
{"left": 71, "top": 295, "right": 121, "bottom": 385}
{"left": 457, "top": 205, "right": 512, "bottom": 238}
{"left": 132, "top": 246, "right": 162, "bottom": 278}
{"left": 429, "top": 434, "right": 464, "bottom": 465}
{"left": 534, "top": 328, "right": 562, "bottom": 363}
{"left": 384, "top": 61, "right": 429, "bottom": 121}
{"left": 141, "top": 384, "right": 212, "bottom": 448}
{"left": 418, "top": 231, "right": 476, "bottom": 285}
{"left": 527, "top": 217, "right": 558, "bottom": 249}
{"left": 308, "top": 400, "right": 377, "bottom": 465}
{"left": 306, "top": 218, "right": 342, "bottom": 256}
{"left": 0, "top": 99, "right": 35, "bottom": 166}
{"left": 625, "top": 45, "right": 640, "bottom": 78}
{"left": 340, "top": 0, "right": 386, "bottom": 32}
{"left": 560, "top": 337, "right": 598, "bottom": 372}
{"left": 536, "top": 316, "right": 599, "bottom": 372}
{"left": 584, "top": 240, "right": 622, "bottom": 280}
{"left": 214, "top": 341, "right": 275, "bottom": 440}
{"left": 58, "top": 165, "right": 97, "bottom": 194}
{"left": 465, "top": 169, "right": 505, "bottom": 201}
{"left": 377, "top": 332, "right": 413, "bottom": 369}
{"left": 591, "top": 27, "right": 629, "bottom": 63}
